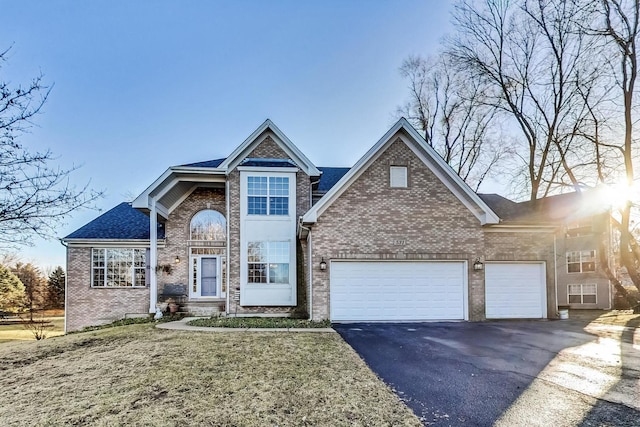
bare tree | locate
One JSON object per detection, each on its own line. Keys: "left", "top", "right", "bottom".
{"left": 0, "top": 46, "right": 101, "bottom": 248}
{"left": 591, "top": 0, "right": 640, "bottom": 300}
{"left": 398, "top": 54, "right": 507, "bottom": 191}
{"left": 448, "top": 0, "right": 605, "bottom": 200}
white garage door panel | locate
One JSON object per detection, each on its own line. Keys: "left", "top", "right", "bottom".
{"left": 485, "top": 263, "right": 546, "bottom": 319}
{"left": 330, "top": 261, "right": 466, "bottom": 321}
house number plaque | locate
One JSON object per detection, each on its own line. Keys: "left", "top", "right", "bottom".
{"left": 393, "top": 240, "right": 406, "bottom": 246}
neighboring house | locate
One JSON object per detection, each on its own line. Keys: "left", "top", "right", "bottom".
{"left": 64, "top": 118, "right": 565, "bottom": 332}
{"left": 479, "top": 192, "right": 614, "bottom": 310}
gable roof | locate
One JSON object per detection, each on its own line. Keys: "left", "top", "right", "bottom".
{"left": 64, "top": 202, "right": 165, "bottom": 240}
{"left": 302, "top": 118, "right": 500, "bottom": 225}
{"left": 219, "top": 119, "right": 320, "bottom": 176}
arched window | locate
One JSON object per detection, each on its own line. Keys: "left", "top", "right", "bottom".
{"left": 190, "top": 210, "right": 226, "bottom": 241}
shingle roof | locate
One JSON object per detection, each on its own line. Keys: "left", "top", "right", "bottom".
{"left": 64, "top": 202, "right": 165, "bottom": 240}
{"left": 180, "top": 158, "right": 225, "bottom": 168}
{"left": 480, "top": 190, "right": 606, "bottom": 224}
{"left": 317, "top": 167, "right": 350, "bottom": 192}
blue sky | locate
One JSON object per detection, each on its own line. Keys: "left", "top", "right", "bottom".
{"left": 2, "top": 1, "right": 461, "bottom": 269}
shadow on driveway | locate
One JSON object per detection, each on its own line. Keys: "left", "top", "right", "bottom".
{"left": 334, "top": 315, "right": 639, "bottom": 426}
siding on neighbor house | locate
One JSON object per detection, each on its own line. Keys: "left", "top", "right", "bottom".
{"left": 65, "top": 246, "right": 150, "bottom": 332}
{"left": 309, "top": 137, "right": 487, "bottom": 321}
{"left": 483, "top": 230, "right": 558, "bottom": 318}
{"left": 555, "top": 213, "right": 612, "bottom": 309}
{"left": 227, "top": 135, "right": 311, "bottom": 315}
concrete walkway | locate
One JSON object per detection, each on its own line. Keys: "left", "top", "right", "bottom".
{"left": 156, "top": 317, "right": 336, "bottom": 333}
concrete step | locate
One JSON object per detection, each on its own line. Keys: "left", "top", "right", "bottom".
{"left": 179, "top": 300, "right": 226, "bottom": 317}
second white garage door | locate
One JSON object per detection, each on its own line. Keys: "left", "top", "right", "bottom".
{"left": 485, "top": 262, "right": 547, "bottom": 319}
{"left": 330, "top": 261, "right": 467, "bottom": 321}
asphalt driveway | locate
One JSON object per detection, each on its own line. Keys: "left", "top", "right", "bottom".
{"left": 334, "top": 316, "right": 640, "bottom": 426}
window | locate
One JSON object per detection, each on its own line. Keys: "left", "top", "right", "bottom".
{"left": 568, "top": 284, "right": 597, "bottom": 304}
{"left": 390, "top": 166, "right": 408, "bottom": 188}
{"left": 247, "top": 241, "right": 290, "bottom": 284}
{"left": 190, "top": 210, "right": 226, "bottom": 240}
{"left": 92, "top": 248, "right": 146, "bottom": 287}
{"left": 247, "top": 176, "right": 289, "bottom": 215}
{"left": 567, "top": 250, "right": 596, "bottom": 273}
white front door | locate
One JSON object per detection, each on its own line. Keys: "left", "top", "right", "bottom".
{"left": 191, "top": 256, "right": 222, "bottom": 298}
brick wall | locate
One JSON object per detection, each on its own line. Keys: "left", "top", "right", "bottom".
{"left": 65, "top": 247, "right": 150, "bottom": 331}
{"left": 158, "top": 187, "right": 226, "bottom": 297}
{"left": 309, "top": 136, "right": 485, "bottom": 320}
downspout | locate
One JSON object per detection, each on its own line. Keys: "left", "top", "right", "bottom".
{"left": 553, "top": 233, "right": 558, "bottom": 316}
{"left": 298, "top": 219, "right": 313, "bottom": 320}
{"left": 226, "top": 175, "right": 231, "bottom": 316}
{"left": 60, "top": 238, "right": 68, "bottom": 334}
{"left": 149, "top": 198, "right": 158, "bottom": 313}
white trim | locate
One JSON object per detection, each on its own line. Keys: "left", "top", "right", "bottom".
{"left": 149, "top": 201, "right": 158, "bottom": 312}
{"left": 483, "top": 225, "right": 558, "bottom": 232}
{"left": 226, "top": 177, "right": 231, "bottom": 315}
{"left": 237, "top": 166, "right": 300, "bottom": 173}
{"left": 190, "top": 255, "right": 223, "bottom": 299}
{"left": 302, "top": 118, "right": 499, "bottom": 226}
{"left": 63, "top": 239, "right": 166, "bottom": 248}
{"left": 219, "top": 119, "right": 320, "bottom": 176}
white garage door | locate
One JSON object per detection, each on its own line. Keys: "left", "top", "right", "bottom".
{"left": 330, "top": 261, "right": 467, "bottom": 321}
{"left": 485, "top": 263, "right": 547, "bottom": 319}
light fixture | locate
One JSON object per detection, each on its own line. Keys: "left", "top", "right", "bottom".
{"left": 319, "top": 258, "right": 327, "bottom": 270}
{"left": 473, "top": 258, "right": 484, "bottom": 271}
{"left": 175, "top": 256, "right": 180, "bottom": 264}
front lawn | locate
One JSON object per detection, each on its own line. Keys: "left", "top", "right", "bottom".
{"left": 0, "top": 324, "right": 421, "bottom": 426}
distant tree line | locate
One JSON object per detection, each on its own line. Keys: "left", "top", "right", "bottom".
{"left": 0, "top": 259, "right": 65, "bottom": 315}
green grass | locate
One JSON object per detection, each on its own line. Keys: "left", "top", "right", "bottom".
{"left": 188, "top": 316, "right": 331, "bottom": 328}
{"left": 0, "top": 323, "right": 421, "bottom": 426}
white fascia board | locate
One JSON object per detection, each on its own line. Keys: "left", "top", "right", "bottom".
{"left": 132, "top": 168, "right": 175, "bottom": 209}
{"left": 399, "top": 119, "right": 500, "bottom": 225}
{"left": 170, "top": 166, "right": 226, "bottom": 174}
{"left": 62, "top": 239, "right": 167, "bottom": 248}
{"left": 483, "top": 224, "right": 558, "bottom": 233}
{"left": 220, "top": 119, "right": 320, "bottom": 176}
{"left": 236, "top": 166, "right": 299, "bottom": 173}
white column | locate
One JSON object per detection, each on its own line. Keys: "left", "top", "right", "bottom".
{"left": 149, "top": 199, "right": 158, "bottom": 312}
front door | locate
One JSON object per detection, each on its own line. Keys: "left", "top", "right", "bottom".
{"left": 191, "top": 256, "right": 221, "bottom": 298}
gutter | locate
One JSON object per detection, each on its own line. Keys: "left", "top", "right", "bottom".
{"left": 59, "top": 238, "right": 69, "bottom": 334}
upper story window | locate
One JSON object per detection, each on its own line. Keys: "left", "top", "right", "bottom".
{"left": 390, "top": 166, "right": 408, "bottom": 188}
{"left": 190, "top": 210, "right": 226, "bottom": 240}
{"left": 567, "top": 250, "right": 596, "bottom": 273}
{"left": 247, "top": 176, "right": 289, "bottom": 215}
{"left": 92, "top": 248, "right": 146, "bottom": 287}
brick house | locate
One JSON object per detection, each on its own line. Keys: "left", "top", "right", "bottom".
{"left": 63, "top": 118, "right": 565, "bottom": 331}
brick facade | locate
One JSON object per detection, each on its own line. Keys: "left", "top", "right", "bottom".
{"left": 157, "top": 187, "right": 226, "bottom": 297}
{"left": 309, "top": 137, "right": 486, "bottom": 320}
{"left": 65, "top": 246, "right": 150, "bottom": 331}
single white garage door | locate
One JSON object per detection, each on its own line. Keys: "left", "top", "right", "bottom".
{"left": 330, "top": 261, "right": 467, "bottom": 321}
{"left": 485, "top": 263, "right": 547, "bottom": 319}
